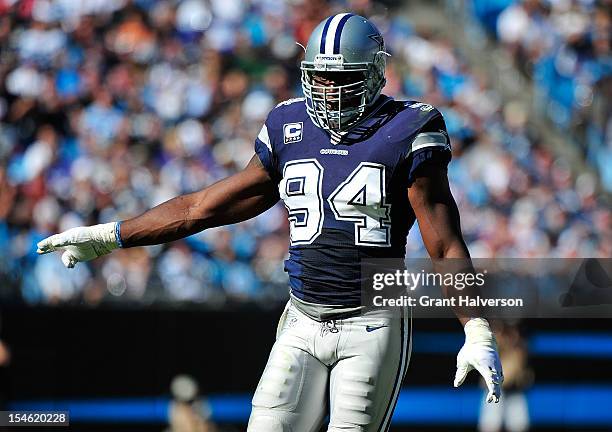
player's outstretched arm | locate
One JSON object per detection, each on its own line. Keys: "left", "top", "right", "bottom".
{"left": 37, "top": 155, "right": 279, "bottom": 267}
{"left": 408, "top": 167, "right": 503, "bottom": 403}
{"left": 119, "top": 155, "right": 279, "bottom": 246}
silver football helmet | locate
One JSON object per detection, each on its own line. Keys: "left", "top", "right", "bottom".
{"left": 301, "top": 13, "right": 388, "bottom": 141}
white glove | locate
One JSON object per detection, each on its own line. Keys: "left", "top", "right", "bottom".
{"left": 36, "top": 222, "right": 121, "bottom": 268}
{"left": 454, "top": 318, "right": 504, "bottom": 403}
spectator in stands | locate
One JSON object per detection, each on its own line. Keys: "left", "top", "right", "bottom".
{"left": 474, "top": 0, "right": 612, "bottom": 191}
{"left": 167, "top": 374, "right": 217, "bottom": 432}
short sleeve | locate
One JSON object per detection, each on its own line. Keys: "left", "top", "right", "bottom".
{"left": 405, "top": 112, "right": 452, "bottom": 185}
{"left": 254, "top": 121, "right": 279, "bottom": 183}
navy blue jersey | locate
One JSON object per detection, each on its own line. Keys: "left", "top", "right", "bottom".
{"left": 254, "top": 95, "right": 451, "bottom": 306}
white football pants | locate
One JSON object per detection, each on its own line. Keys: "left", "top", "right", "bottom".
{"left": 247, "top": 301, "right": 412, "bottom": 432}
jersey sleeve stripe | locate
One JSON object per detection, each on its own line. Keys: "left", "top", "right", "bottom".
{"left": 412, "top": 132, "right": 447, "bottom": 146}
{"left": 257, "top": 124, "right": 272, "bottom": 152}
{"left": 408, "top": 132, "right": 449, "bottom": 154}
{"left": 409, "top": 142, "right": 448, "bottom": 154}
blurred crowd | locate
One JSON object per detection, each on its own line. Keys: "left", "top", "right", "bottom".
{"left": 0, "top": 0, "right": 609, "bottom": 305}
{"left": 469, "top": 0, "right": 612, "bottom": 191}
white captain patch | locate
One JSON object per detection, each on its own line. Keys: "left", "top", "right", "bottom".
{"left": 283, "top": 122, "right": 303, "bottom": 144}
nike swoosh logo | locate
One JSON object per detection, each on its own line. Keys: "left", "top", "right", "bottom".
{"left": 365, "top": 324, "right": 388, "bottom": 332}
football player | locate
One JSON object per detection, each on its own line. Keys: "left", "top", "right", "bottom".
{"left": 37, "top": 13, "right": 503, "bottom": 431}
